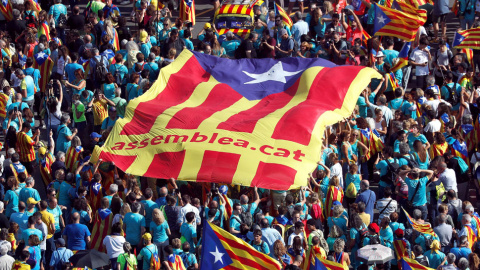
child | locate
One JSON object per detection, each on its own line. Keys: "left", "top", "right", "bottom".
{"left": 171, "top": 238, "right": 183, "bottom": 255}
{"left": 179, "top": 242, "right": 198, "bottom": 269}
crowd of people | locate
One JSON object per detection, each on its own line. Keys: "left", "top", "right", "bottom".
{"left": 0, "top": 0, "right": 477, "bottom": 268}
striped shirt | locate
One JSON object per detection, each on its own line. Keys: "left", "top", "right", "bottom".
{"left": 93, "top": 99, "right": 108, "bottom": 126}
{"left": 16, "top": 132, "right": 35, "bottom": 162}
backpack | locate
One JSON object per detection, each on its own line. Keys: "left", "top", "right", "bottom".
{"left": 249, "top": 240, "right": 267, "bottom": 254}
{"left": 381, "top": 159, "right": 400, "bottom": 185}
{"left": 179, "top": 252, "right": 195, "bottom": 268}
{"left": 415, "top": 256, "right": 429, "bottom": 267}
{"left": 57, "top": 13, "right": 67, "bottom": 29}
{"left": 25, "top": 11, "right": 37, "bottom": 28}
{"left": 357, "top": 226, "right": 370, "bottom": 246}
{"left": 345, "top": 181, "right": 358, "bottom": 198}
{"left": 445, "top": 83, "right": 459, "bottom": 106}
{"left": 239, "top": 204, "right": 253, "bottom": 227}
{"left": 112, "top": 64, "right": 123, "bottom": 85}
{"left": 363, "top": 234, "right": 381, "bottom": 246}
{"left": 291, "top": 38, "right": 300, "bottom": 53}
{"left": 403, "top": 154, "right": 420, "bottom": 169}
{"left": 93, "top": 56, "right": 108, "bottom": 83}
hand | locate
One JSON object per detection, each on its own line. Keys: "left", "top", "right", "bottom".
{"left": 72, "top": 128, "right": 78, "bottom": 134}
{"left": 49, "top": 129, "right": 53, "bottom": 138}
{"left": 35, "top": 129, "right": 40, "bottom": 136}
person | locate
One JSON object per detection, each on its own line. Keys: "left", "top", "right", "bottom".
{"left": 137, "top": 233, "right": 159, "bottom": 270}
{"left": 116, "top": 242, "right": 137, "bottom": 270}
{"left": 123, "top": 202, "right": 145, "bottom": 252}
{"left": 398, "top": 167, "right": 434, "bottom": 220}
{"left": 0, "top": 243, "right": 14, "bottom": 269}
{"left": 62, "top": 212, "right": 91, "bottom": 251}
{"left": 56, "top": 115, "right": 77, "bottom": 154}
{"left": 49, "top": 238, "right": 73, "bottom": 270}
{"left": 103, "top": 223, "right": 125, "bottom": 270}
{"left": 24, "top": 234, "right": 41, "bottom": 270}
{"left": 333, "top": 238, "right": 350, "bottom": 270}
{"left": 409, "top": 37, "right": 431, "bottom": 89}
{"left": 249, "top": 229, "right": 270, "bottom": 255}
{"left": 434, "top": 214, "right": 453, "bottom": 254}
{"left": 376, "top": 187, "right": 397, "bottom": 223}
{"left": 450, "top": 235, "right": 472, "bottom": 262}
{"left": 355, "top": 180, "right": 376, "bottom": 223}
{"left": 425, "top": 240, "right": 446, "bottom": 269}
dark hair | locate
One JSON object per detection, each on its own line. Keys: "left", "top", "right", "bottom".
{"left": 111, "top": 222, "right": 122, "bottom": 234}
{"left": 186, "top": 212, "right": 195, "bottom": 223}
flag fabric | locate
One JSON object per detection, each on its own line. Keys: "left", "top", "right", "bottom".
{"left": 200, "top": 221, "right": 281, "bottom": 270}
{"left": 373, "top": 3, "right": 426, "bottom": 41}
{"left": 90, "top": 208, "right": 113, "bottom": 252}
{"left": 179, "top": 0, "right": 195, "bottom": 26}
{"left": 453, "top": 28, "right": 480, "bottom": 49}
{"left": 359, "top": 128, "right": 384, "bottom": 161}
{"left": 65, "top": 145, "right": 83, "bottom": 173}
{"left": 37, "top": 21, "right": 50, "bottom": 41}
{"left": 391, "top": 0, "right": 428, "bottom": 20}
{"left": 466, "top": 225, "right": 477, "bottom": 249}
{"left": 391, "top": 42, "right": 411, "bottom": 72}
{"left": 450, "top": 139, "right": 469, "bottom": 165}
{"left": 429, "top": 142, "right": 449, "bottom": 159}
{"left": 33, "top": 52, "right": 53, "bottom": 93}
{"left": 324, "top": 186, "right": 344, "bottom": 218}
{"left": 221, "top": 194, "right": 233, "bottom": 219}
{"left": 401, "top": 257, "right": 435, "bottom": 270}
{"left": 460, "top": 48, "right": 474, "bottom": 67}
{"left": 461, "top": 124, "right": 476, "bottom": 152}
{"left": 0, "top": 0, "right": 13, "bottom": 21}
{"left": 112, "top": 28, "right": 119, "bottom": 51}
{"left": 215, "top": 4, "right": 253, "bottom": 36}
{"left": 0, "top": 92, "right": 9, "bottom": 118}
{"left": 393, "top": 239, "right": 409, "bottom": 260}
{"left": 275, "top": 3, "right": 293, "bottom": 29}
{"left": 303, "top": 246, "right": 344, "bottom": 270}
{"left": 101, "top": 49, "right": 116, "bottom": 65}
{"left": 91, "top": 50, "right": 380, "bottom": 190}
{"left": 39, "top": 152, "right": 54, "bottom": 186}
{"left": 387, "top": 72, "right": 399, "bottom": 89}
{"left": 29, "top": 0, "right": 41, "bottom": 13}
{"left": 167, "top": 254, "right": 184, "bottom": 270}
{"left": 473, "top": 213, "right": 480, "bottom": 240}
{"left": 403, "top": 208, "right": 437, "bottom": 237}
{"left": 12, "top": 261, "right": 30, "bottom": 270}
{"left": 89, "top": 182, "right": 104, "bottom": 213}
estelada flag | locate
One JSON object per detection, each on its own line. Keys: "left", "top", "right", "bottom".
{"left": 39, "top": 152, "right": 54, "bottom": 186}
{"left": 179, "top": 0, "right": 195, "bottom": 25}
{"left": 92, "top": 50, "right": 380, "bottom": 190}
{"left": 403, "top": 208, "right": 437, "bottom": 237}
{"left": 373, "top": 3, "right": 426, "bottom": 41}
{"left": 12, "top": 260, "right": 30, "bottom": 270}
{"left": 33, "top": 51, "right": 53, "bottom": 93}
{"left": 453, "top": 28, "right": 480, "bottom": 49}
{"left": 200, "top": 221, "right": 281, "bottom": 269}
{"left": 274, "top": 3, "right": 292, "bottom": 29}
{"left": 303, "top": 245, "right": 343, "bottom": 270}
{"left": 0, "top": 92, "right": 9, "bottom": 118}
{"left": 0, "top": 0, "right": 13, "bottom": 21}
{"left": 391, "top": 42, "right": 411, "bottom": 72}
{"left": 401, "top": 257, "right": 435, "bottom": 270}
{"left": 90, "top": 208, "right": 113, "bottom": 252}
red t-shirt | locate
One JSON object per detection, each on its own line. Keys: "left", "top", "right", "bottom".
{"left": 346, "top": 26, "right": 363, "bottom": 45}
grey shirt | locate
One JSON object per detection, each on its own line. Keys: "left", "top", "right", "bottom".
{"left": 434, "top": 223, "right": 453, "bottom": 247}
{"left": 433, "top": 0, "right": 450, "bottom": 15}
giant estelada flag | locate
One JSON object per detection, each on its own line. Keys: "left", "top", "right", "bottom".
{"left": 94, "top": 50, "right": 380, "bottom": 190}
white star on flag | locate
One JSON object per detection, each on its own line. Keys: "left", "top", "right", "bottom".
{"left": 210, "top": 247, "right": 225, "bottom": 264}
{"left": 36, "top": 52, "right": 46, "bottom": 59}
{"left": 457, "top": 36, "right": 465, "bottom": 44}
{"left": 243, "top": 62, "right": 303, "bottom": 84}
{"left": 377, "top": 15, "right": 386, "bottom": 24}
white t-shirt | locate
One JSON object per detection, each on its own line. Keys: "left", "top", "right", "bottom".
{"left": 424, "top": 100, "right": 449, "bottom": 115}
{"left": 330, "top": 163, "right": 344, "bottom": 189}
{"left": 288, "top": 232, "right": 305, "bottom": 246}
{"left": 103, "top": 235, "right": 126, "bottom": 259}
{"left": 410, "top": 48, "right": 430, "bottom": 76}
{"left": 47, "top": 102, "right": 62, "bottom": 126}
{"left": 424, "top": 119, "right": 441, "bottom": 133}
{"left": 9, "top": 74, "right": 21, "bottom": 88}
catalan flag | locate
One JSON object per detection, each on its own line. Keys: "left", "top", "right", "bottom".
{"left": 221, "top": 194, "right": 233, "bottom": 218}
{"left": 275, "top": 3, "right": 293, "bottom": 29}
{"left": 460, "top": 48, "right": 474, "bottom": 68}
{"left": 401, "top": 257, "right": 435, "bottom": 270}
{"left": 450, "top": 139, "right": 469, "bottom": 165}
{"left": 0, "top": 0, "right": 13, "bottom": 21}
{"left": 303, "top": 245, "right": 344, "bottom": 270}
{"left": 391, "top": 0, "right": 428, "bottom": 20}
{"left": 65, "top": 145, "right": 83, "bottom": 173}
{"left": 88, "top": 182, "right": 104, "bottom": 213}
{"left": 101, "top": 49, "right": 116, "bottom": 65}
{"left": 453, "top": 28, "right": 480, "bottom": 49}
{"left": 466, "top": 225, "right": 477, "bottom": 249}
{"left": 12, "top": 261, "right": 30, "bottom": 270}
{"left": 90, "top": 208, "right": 113, "bottom": 252}
{"left": 391, "top": 42, "right": 411, "bottom": 72}
{"left": 39, "top": 152, "right": 54, "bottom": 186}
{"left": 179, "top": 0, "right": 195, "bottom": 26}
{"left": 373, "top": 3, "right": 426, "bottom": 41}
{"left": 37, "top": 21, "right": 50, "bottom": 41}
{"left": 393, "top": 239, "right": 409, "bottom": 260}
{"left": 29, "top": 0, "right": 41, "bottom": 14}
{"left": 472, "top": 213, "right": 480, "bottom": 240}
{"left": 360, "top": 128, "right": 385, "bottom": 157}
{"left": 33, "top": 51, "right": 53, "bottom": 93}
{"left": 403, "top": 208, "right": 437, "bottom": 237}
{"left": 0, "top": 92, "right": 9, "bottom": 118}
{"left": 167, "top": 254, "right": 184, "bottom": 270}
{"left": 200, "top": 221, "right": 281, "bottom": 270}
{"left": 429, "top": 142, "right": 449, "bottom": 159}
{"left": 460, "top": 124, "right": 476, "bottom": 152}
{"left": 324, "top": 186, "right": 343, "bottom": 218}
{"left": 91, "top": 50, "right": 380, "bottom": 190}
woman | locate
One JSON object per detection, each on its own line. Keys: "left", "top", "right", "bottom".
{"left": 64, "top": 69, "right": 86, "bottom": 96}
{"left": 158, "top": 18, "right": 172, "bottom": 46}
{"left": 102, "top": 20, "right": 118, "bottom": 50}
{"left": 297, "top": 42, "right": 312, "bottom": 58}
{"left": 432, "top": 40, "right": 452, "bottom": 86}
{"left": 22, "top": 108, "right": 35, "bottom": 138}
{"left": 327, "top": 204, "right": 348, "bottom": 233}
{"left": 4, "top": 176, "right": 20, "bottom": 218}
{"left": 56, "top": 46, "right": 70, "bottom": 78}
{"left": 44, "top": 80, "right": 63, "bottom": 142}
{"left": 309, "top": 7, "right": 326, "bottom": 39}
{"left": 309, "top": 163, "right": 330, "bottom": 199}
{"left": 126, "top": 41, "right": 140, "bottom": 69}
{"left": 327, "top": 225, "right": 346, "bottom": 251}
{"left": 401, "top": 92, "right": 418, "bottom": 120}
{"left": 333, "top": 238, "right": 350, "bottom": 270}
{"left": 34, "top": 35, "right": 50, "bottom": 55}
{"left": 339, "top": 130, "right": 354, "bottom": 174}
{"left": 8, "top": 222, "right": 19, "bottom": 252}
{"left": 430, "top": 132, "right": 449, "bottom": 158}
{"left": 71, "top": 197, "right": 92, "bottom": 225}
{"left": 101, "top": 73, "right": 117, "bottom": 100}
{"left": 126, "top": 73, "right": 141, "bottom": 102}
{"left": 112, "top": 201, "right": 131, "bottom": 225}
{"left": 287, "top": 236, "right": 304, "bottom": 258}
{"left": 348, "top": 214, "right": 366, "bottom": 268}
{"left": 412, "top": 140, "right": 430, "bottom": 170}
{"left": 211, "top": 35, "right": 225, "bottom": 57}
{"left": 324, "top": 174, "right": 344, "bottom": 218}
{"left": 273, "top": 240, "right": 292, "bottom": 268}
{"left": 37, "top": 10, "right": 50, "bottom": 41}
{"left": 116, "top": 242, "right": 137, "bottom": 270}
{"left": 425, "top": 240, "right": 446, "bottom": 269}
{"left": 103, "top": 223, "right": 126, "bottom": 270}
{"left": 23, "top": 32, "right": 37, "bottom": 58}
{"left": 25, "top": 234, "right": 42, "bottom": 270}
{"left": 56, "top": 115, "right": 77, "bottom": 153}
{"left": 374, "top": 108, "right": 387, "bottom": 141}
{"left": 150, "top": 208, "right": 170, "bottom": 250}
{"left": 469, "top": 253, "right": 480, "bottom": 270}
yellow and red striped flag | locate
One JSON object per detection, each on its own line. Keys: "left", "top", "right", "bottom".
{"left": 403, "top": 208, "right": 437, "bottom": 237}
{"left": 200, "top": 221, "right": 281, "bottom": 269}
{"left": 37, "top": 21, "right": 50, "bottom": 41}
{"left": 39, "top": 152, "right": 54, "bottom": 187}
{"left": 33, "top": 52, "right": 54, "bottom": 93}
{"left": 401, "top": 257, "right": 435, "bottom": 270}
{"left": 0, "top": 92, "right": 9, "bottom": 119}
{"left": 0, "top": 0, "right": 13, "bottom": 21}
{"left": 325, "top": 185, "right": 343, "bottom": 218}
{"left": 179, "top": 0, "right": 195, "bottom": 25}
{"left": 91, "top": 50, "right": 380, "bottom": 190}
{"left": 393, "top": 239, "right": 409, "bottom": 260}
{"left": 90, "top": 208, "right": 113, "bottom": 252}
{"left": 453, "top": 27, "right": 480, "bottom": 49}
{"left": 303, "top": 245, "right": 343, "bottom": 270}
{"left": 275, "top": 3, "right": 293, "bottom": 29}
{"left": 65, "top": 145, "right": 83, "bottom": 173}
{"left": 466, "top": 225, "right": 477, "bottom": 249}
{"left": 373, "top": 3, "right": 426, "bottom": 41}
{"left": 460, "top": 48, "right": 474, "bottom": 67}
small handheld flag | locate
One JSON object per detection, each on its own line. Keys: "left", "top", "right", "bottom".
{"left": 274, "top": 3, "right": 293, "bottom": 29}
{"left": 453, "top": 28, "right": 480, "bottom": 49}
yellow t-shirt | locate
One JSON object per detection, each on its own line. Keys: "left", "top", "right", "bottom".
{"left": 40, "top": 210, "right": 55, "bottom": 239}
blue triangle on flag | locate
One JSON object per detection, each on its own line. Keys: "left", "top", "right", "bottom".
{"left": 453, "top": 32, "right": 466, "bottom": 47}
{"left": 373, "top": 4, "right": 392, "bottom": 34}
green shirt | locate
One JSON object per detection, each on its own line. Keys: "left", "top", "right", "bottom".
{"left": 117, "top": 253, "right": 137, "bottom": 270}
{"left": 111, "top": 97, "right": 127, "bottom": 118}
{"left": 72, "top": 102, "right": 86, "bottom": 122}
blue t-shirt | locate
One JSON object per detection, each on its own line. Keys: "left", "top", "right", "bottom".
{"left": 150, "top": 221, "right": 170, "bottom": 243}
{"left": 345, "top": 173, "right": 361, "bottom": 193}
{"left": 407, "top": 133, "right": 428, "bottom": 151}
{"left": 124, "top": 212, "right": 145, "bottom": 245}
{"left": 22, "top": 228, "right": 44, "bottom": 243}
{"left": 380, "top": 227, "right": 394, "bottom": 247}
{"left": 141, "top": 200, "right": 158, "bottom": 228}
{"left": 65, "top": 63, "right": 84, "bottom": 83}
{"left": 47, "top": 205, "right": 62, "bottom": 232}
{"left": 139, "top": 244, "right": 158, "bottom": 270}
{"left": 56, "top": 125, "right": 72, "bottom": 153}
{"left": 19, "top": 187, "right": 41, "bottom": 205}
{"left": 108, "top": 64, "right": 129, "bottom": 85}
{"left": 58, "top": 182, "right": 73, "bottom": 207}
{"left": 357, "top": 96, "right": 368, "bottom": 118}
{"left": 405, "top": 176, "right": 429, "bottom": 206}
{"left": 28, "top": 246, "right": 42, "bottom": 270}
{"left": 23, "top": 68, "right": 41, "bottom": 90}
{"left": 143, "top": 62, "right": 159, "bottom": 83}
{"left": 180, "top": 223, "right": 197, "bottom": 249}
{"left": 48, "top": 4, "right": 67, "bottom": 27}
{"left": 101, "top": 116, "right": 117, "bottom": 130}
{"left": 5, "top": 187, "right": 21, "bottom": 217}
{"left": 10, "top": 212, "right": 29, "bottom": 232}
{"left": 62, "top": 223, "right": 91, "bottom": 250}
{"left": 221, "top": 40, "right": 241, "bottom": 58}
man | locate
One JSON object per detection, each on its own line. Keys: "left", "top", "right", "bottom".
{"left": 325, "top": 13, "right": 345, "bottom": 38}
{"left": 123, "top": 202, "right": 145, "bottom": 249}
{"left": 137, "top": 233, "right": 159, "bottom": 270}
{"left": 48, "top": 0, "right": 67, "bottom": 42}
{"left": 49, "top": 238, "right": 73, "bottom": 270}
{"left": 47, "top": 198, "right": 64, "bottom": 239}
{"left": 19, "top": 177, "right": 40, "bottom": 205}
{"left": 450, "top": 235, "right": 471, "bottom": 261}
{"left": 399, "top": 168, "right": 434, "bottom": 220}
{"left": 291, "top": 12, "right": 308, "bottom": 45}
{"left": 179, "top": 195, "right": 201, "bottom": 227}
{"left": 276, "top": 29, "right": 293, "bottom": 58}
{"left": 441, "top": 71, "right": 463, "bottom": 112}
{"left": 458, "top": 214, "right": 477, "bottom": 248}
{"left": 155, "top": 187, "right": 168, "bottom": 206}
{"left": 432, "top": 0, "right": 449, "bottom": 42}
{"left": 163, "top": 29, "right": 185, "bottom": 58}
{"left": 141, "top": 188, "right": 158, "bottom": 231}
{"left": 89, "top": 48, "right": 109, "bottom": 87}
{"left": 442, "top": 253, "right": 458, "bottom": 270}
{"left": 34, "top": 211, "right": 48, "bottom": 266}
{"left": 222, "top": 31, "right": 241, "bottom": 58}
{"left": 110, "top": 88, "right": 127, "bottom": 119}
{"left": 238, "top": 32, "right": 258, "bottom": 59}
{"left": 15, "top": 69, "right": 36, "bottom": 110}
{"left": 285, "top": 255, "right": 303, "bottom": 270}
{"left": 355, "top": 180, "right": 376, "bottom": 223}
{"left": 287, "top": 221, "right": 305, "bottom": 248}
{"left": 62, "top": 212, "right": 91, "bottom": 251}
{"left": 259, "top": 218, "right": 282, "bottom": 257}
{"left": 103, "top": 184, "right": 118, "bottom": 207}
{"left": 375, "top": 187, "right": 397, "bottom": 222}
{"left": 23, "top": 58, "right": 41, "bottom": 92}
{"left": 180, "top": 212, "right": 198, "bottom": 250}
{"left": 258, "top": 28, "right": 276, "bottom": 59}
{"left": 229, "top": 203, "right": 242, "bottom": 235}
{"left": 51, "top": 152, "right": 66, "bottom": 179}
{"left": 39, "top": 200, "right": 56, "bottom": 263}
{"left": 7, "top": 9, "right": 26, "bottom": 41}
{"left": 10, "top": 202, "right": 29, "bottom": 233}
{"left": 342, "top": 9, "right": 363, "bottom": 46}
{"left": 16, "top": 123, "right": 39, "bottom": 174}
{"left": 22, "top": 216, "right": 44, "bottom": 244}
{"left": 365, "top": 93, "right": 393, "bottom": 127}
{"left": 64, "top": 53, "right": 84, "bottom": 84}
{"left": 434, "top": 214, "right": 453, "bottom": 253}
{"left": 66, "top": 6, "right": 85, "bottom": 31}
{"left": 409, "top": 37, "right": 431, "bottom": 89}
{"left": 437, "top": 162, "right": 458, "bottom": 193}
{"left": 0, "top": 244, "right": 14, "bottom": 269}
{"left": 102, "top": 0, "right": 121, "bottom": 20}
{"left": 101, "top": 106, "right": 118, "bottom": 132}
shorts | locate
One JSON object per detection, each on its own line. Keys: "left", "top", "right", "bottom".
{"left": 432, "top": 13, "right": 447, "bottom": 23}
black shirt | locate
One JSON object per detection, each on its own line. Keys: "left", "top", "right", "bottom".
{"left": 238, "top": 40, "right": 256, "bottom": 59}
{"left": 117, "top": 26, "right": 131, "bottom": 42}
{"left": 163, "top": 38, "right": 185, "bottom": 57}
{"left": 67, "top": 14, "right": 85, "bottom": 31}
{"left": 51, "top": 160, "right": 67, "bottom": 179}
{"left": 7, "top": 20, "right": 27, "bottom": 41}
{"left": 93, "top": 22, "right": 104, "bottom": 46}
{"left": 0, "top": 213, "right": 9, "bottom": 228}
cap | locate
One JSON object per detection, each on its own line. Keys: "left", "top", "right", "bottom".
{"left": 38, "top": 147, "right": 46, "bottom": 156}
{"left": 27, "top": 197, "right": 39, "bottom": 205}
{"left": 368, "top": 223, "right": 380, "bottom": 234}
{"left": 90, "top": 132, "right": 102, "bottom": 139}
{"left": 139, "top": 30, "right": 148, "bottom": 43}
{"left": 142, "top": 233, "right": 152, "bottom": 240}
{"left": 279, "top": 29, "right": 288, "bottom": 36}
{"left": 375, "top": 51, "right": 385, "bottom": 58}
{"left": 204, "top": 23, "right": 212, "bottom": 30}
{"left": 333, "top": 201, "right": 342, "bottom": 206}
{"left": 55, "top": 238, "right": 65, "bottom": 246}
{"left": 394, "top": 228, "right": 404, "bottom": 237}
{"left": 109, "top": 106, "right": 116, "bottom": 112}
{"left": 219, "top": 185, "right": 228, "bottom": 195}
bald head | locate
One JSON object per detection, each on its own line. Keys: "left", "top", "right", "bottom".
{"left": 159, "top": 187, "right": 168, "bottom": 197}
{"left": 240, "top": 195, "right": 249, "bottom": 205}
{"left": 210, "top": 200, "right": 218, "bottom": 208}
{"left": 360, "top": 180, "right": 370, "bottom": 190}
{"left": 72, "top": 212, "right": 80, "bottom": 223}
